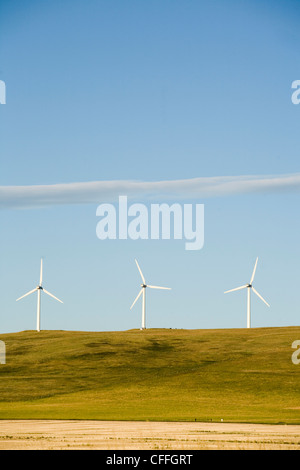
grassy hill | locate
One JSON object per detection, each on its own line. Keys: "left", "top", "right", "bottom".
{"left": 0, "top": 327, "right": 300, "bottom": 423}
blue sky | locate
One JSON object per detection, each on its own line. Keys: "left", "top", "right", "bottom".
{"left": 0, "top": 0, "right": 300, "bottom": 333}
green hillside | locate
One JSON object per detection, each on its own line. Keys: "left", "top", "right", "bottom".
{"left": 0, "top": 327, "right": 300, "bottom": 423}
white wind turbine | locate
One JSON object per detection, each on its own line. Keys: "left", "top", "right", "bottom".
{"left": 130, "top": 259, "right": 171, "bottom": 330}
{"left": 224, "top": 257, "right": 270, "bottom": 328}
{"left": 16, "top": 258, "right": 63, "bottom": 332}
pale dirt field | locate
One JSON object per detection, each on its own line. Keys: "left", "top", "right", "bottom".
{"left": 0, "top": 420, "right": 300, "bottom": 450}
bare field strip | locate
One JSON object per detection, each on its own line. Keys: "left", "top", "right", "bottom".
{"left": 0, "top": 420, "right": 300, "bottom": 450}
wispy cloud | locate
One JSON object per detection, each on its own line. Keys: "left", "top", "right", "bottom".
{"left": 1, "top": 173, "right": 300, "bottom": 209}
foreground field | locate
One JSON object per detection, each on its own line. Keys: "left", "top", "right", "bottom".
{"left": 0, "top": 420, "right": 300, "bottom": 450}
{"left": 0, "top": 327, "right": 300, "bottom": 423}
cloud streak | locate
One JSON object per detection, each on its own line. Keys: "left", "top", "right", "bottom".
{"left": 1, "top": 173, "right": 300, "bottom": 209}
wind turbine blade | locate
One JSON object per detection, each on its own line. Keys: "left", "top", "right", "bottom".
{"left": 43, "top": 289, "right": 63, "bottom": 303}
{"left": 252, "top": 287, "right": 270, "bottom": 307}
{"left": 135, "top": 259, "right": 146, "bottom": 284}
{"left": 224, "top": 285, "right": 248, "bottom": 294}
{"left": 39, "top": 258, "right": 43, "bottom": 285}
{"left": 16, "top": 288, "right": 37, "bottom": 302}
{"left": 130, "top": 288, "right": 143, "bottom": 309}
{"left": 250, "top": 257, "right": 258, "bottom": 285}
{"left": 147, "top": 285, "right": 171, "bottom": 290}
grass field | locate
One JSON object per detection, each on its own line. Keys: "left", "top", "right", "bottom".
{"left": 0, "top": 327, "right": 299, "bottom": 423}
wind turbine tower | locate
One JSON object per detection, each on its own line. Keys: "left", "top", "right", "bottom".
{"left": 224, "top": 257, "right": 270, "bottom": 328}
{"left": 16, "top": 258, "right": 63, "bottom": 332}
{"left": 130, "top": 259, "right": 171, "bottom": 330}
